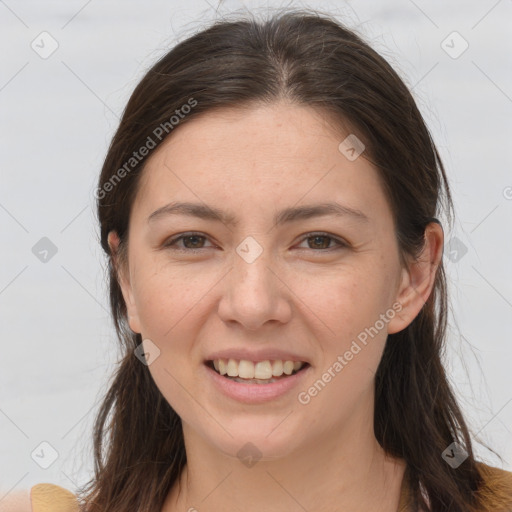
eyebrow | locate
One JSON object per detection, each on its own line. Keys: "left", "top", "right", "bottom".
{"left": 147, "top": 201, "right": 369, "bottom": 227}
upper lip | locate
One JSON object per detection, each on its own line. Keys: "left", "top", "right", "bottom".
{"left": 205, "top": 348, "right": 310, "bottom": 364}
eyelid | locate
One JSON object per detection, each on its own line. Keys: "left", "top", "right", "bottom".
{"left": 163, "top": 231, "right": 348, "bottom": 252}
{"left": 295, "top": 232, "right": 348, "bottom": 250}
{"left": 163, "top": 232, "right": 216, "bottom": 251}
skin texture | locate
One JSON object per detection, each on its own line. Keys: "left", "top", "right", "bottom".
{"left": 108, "top": 101, "right": 443, "bottom": 512}
{"left": 0, "top": 490, "right": 31, "bottom": 512}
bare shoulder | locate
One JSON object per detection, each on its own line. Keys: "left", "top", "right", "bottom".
{"left": 0, "top": 489, "right": 31, "bottom": 512}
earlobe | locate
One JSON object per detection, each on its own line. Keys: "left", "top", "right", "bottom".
{"left": 107, "top": 230, "right": 142, "bottom": 334}
{"left": 387, "top": 222, "right": 444, "bottom": 335}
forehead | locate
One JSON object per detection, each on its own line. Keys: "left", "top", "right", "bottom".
{"left": 133, "top": 102, "right": 392, "bottom": 229}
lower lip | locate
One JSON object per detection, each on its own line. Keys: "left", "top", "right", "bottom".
{"left": 204, "top": 364, "right": 311, "bottom": 404}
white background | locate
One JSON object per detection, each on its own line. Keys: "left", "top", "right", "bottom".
{"left": 0, "top": 0, "right": 511, "bottom": 498}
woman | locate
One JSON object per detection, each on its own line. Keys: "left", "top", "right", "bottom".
{"left": 6, "top": 8, "right": 512, "bottom": 512}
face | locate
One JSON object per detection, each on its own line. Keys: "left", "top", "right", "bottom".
{"left": 109, "top": 101, "right": 440, "bottom": 461}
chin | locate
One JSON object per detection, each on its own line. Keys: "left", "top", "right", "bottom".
{"left": 199, "top": 416, "right": 306, "bottom": 462}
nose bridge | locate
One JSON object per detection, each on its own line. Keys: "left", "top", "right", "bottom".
{"left": 217, "top": 235, "right": 289, "bottom": 329}
{"left": 232, "top": 235, "right": 277, "bottom": 302}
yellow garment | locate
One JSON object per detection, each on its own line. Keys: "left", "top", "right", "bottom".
{"left": 30, "top": 483, "right": 79, "bottom": 512}
{"left": 397, "top": 463, "right": 512, "bottom": 511}
{"left": 29, "top": 463, "right": 512, "bottom": 511}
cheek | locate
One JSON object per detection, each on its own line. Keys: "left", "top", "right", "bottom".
{"left": 295, "top": 262, "right": 395, "bottom": 400}
{"left": 131, "top": 256, "right": 213, "bottom": 339}
{"left": 130, "top": 261, "right": 212, "bottom": 423}
{"left": 293, "top": 272, "right": 392, "bottom": 428}
{"left": 300, "top": 264, "right": 392, "bottom": 345}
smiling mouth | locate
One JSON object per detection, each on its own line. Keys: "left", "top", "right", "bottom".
{"left": 206, "top": 358, "right": 309, "bottom": 384}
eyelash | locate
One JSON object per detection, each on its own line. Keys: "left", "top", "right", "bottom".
{"left": 163, "top": 231, "right": 348, "bottom": 253}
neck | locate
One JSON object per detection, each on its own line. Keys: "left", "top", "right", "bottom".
{"left": 164, "top": 406, "right": 406, "bottom": 511}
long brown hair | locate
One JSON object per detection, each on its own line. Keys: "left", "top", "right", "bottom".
{"left": 80, "top": 9, "right": 496, "bottom": 511}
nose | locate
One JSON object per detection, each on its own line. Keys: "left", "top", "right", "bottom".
{"left": 216, "top": 243, "right": 292, "bottom": 332}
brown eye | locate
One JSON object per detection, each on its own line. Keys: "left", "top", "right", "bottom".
{"left": 307, "top": 235, "right": 331, "bottom": 250}
{"left": 298, "top": 233, "right": 347, "bottom": 251}
{"left": 164, "top": 233, "right": 213, "bottom": 252}
{"left": 180, "top": 235, "right": 206, "bottom": 249}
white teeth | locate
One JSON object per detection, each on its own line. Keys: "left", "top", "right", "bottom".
{"left": 272, "top": 360, "right": 283, "bottom": 376}
{"left": 227, "top": 358, "right": 238, "bottom": 377}
{"left": 254, "top": 361, "right": 273, "bottom": 379}
{"left": 238, "top": 359, "right": 255, "bottom": 379}
{"left": 283, "top": 361, "right": 294, "bottom": 375}
{"left": 218, "top": 359, "right": 227, "bottom": 375}
{"left": 211, "top": 358, "right": 305, "bottom": 379}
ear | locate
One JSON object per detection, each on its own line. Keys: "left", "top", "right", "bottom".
{"left": 107, "top": 230, "right": 142, "bottom": 334}
{"left": 387, "top": 221, "right": 444, "bottom": 335}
